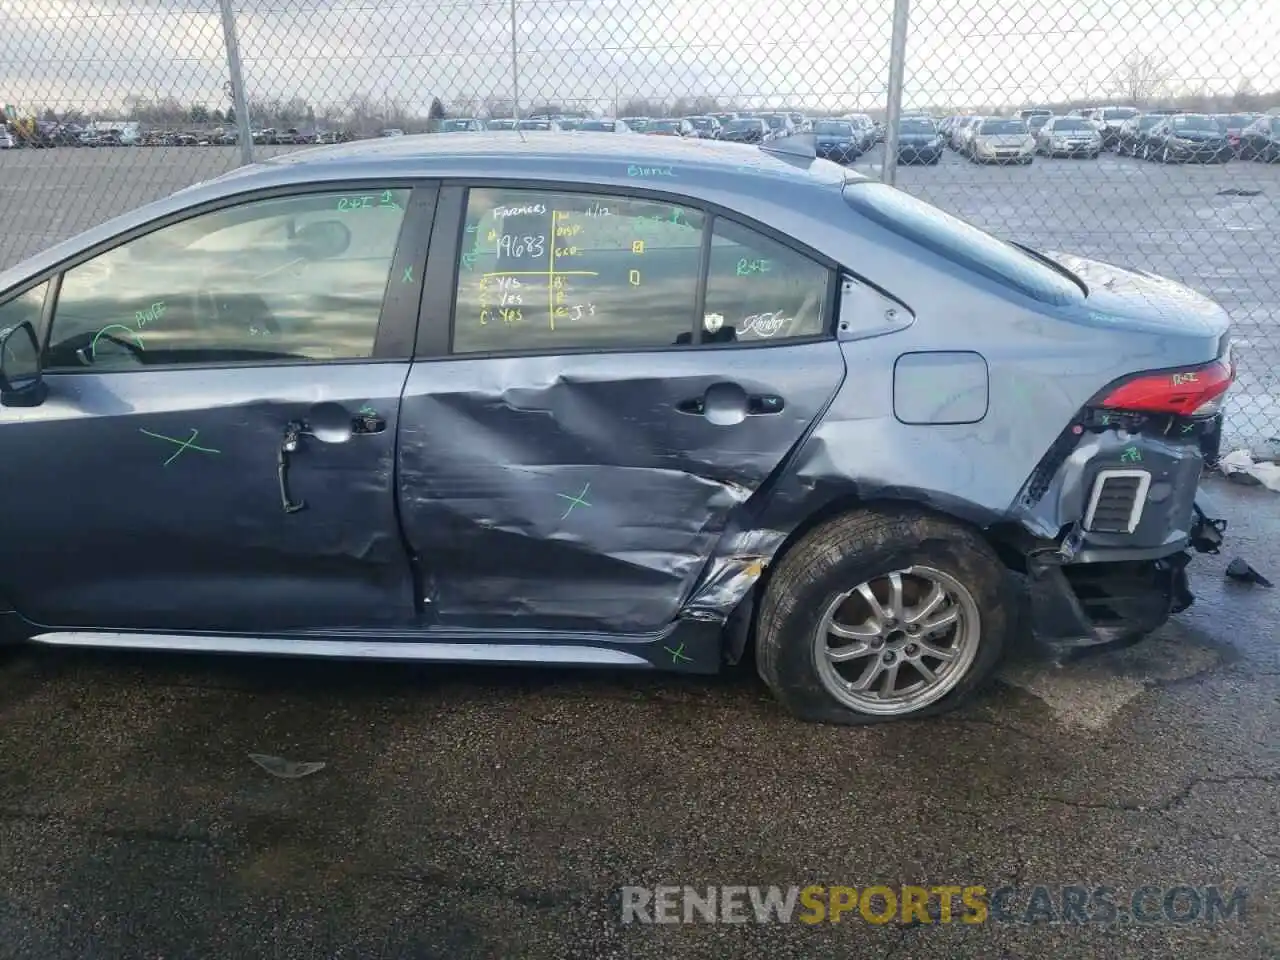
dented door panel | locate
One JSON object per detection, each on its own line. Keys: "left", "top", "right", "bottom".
{"left": 395, "top": 343, "right": 846, "bottom": 632}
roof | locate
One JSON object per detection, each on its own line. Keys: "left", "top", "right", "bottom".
{"left": 0, "top": 132, "right": 861, "bottom": 291}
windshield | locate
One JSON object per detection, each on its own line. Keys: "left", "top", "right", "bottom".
{"left": 843, "top": 182, "right": 1083, "bottom": 306}
{"left": 1136, "top": 115, "right": 1163, "bottom": 130}
{"left": 579, "top": 120, "right": 615, "bottom": 131}
{"left": 1102, "top": 108, "right": 1137, "bottom": 120}
{"left": 1051, "top": 118, "right": 1094, "bottom": 131}
{"left": 688, "top": 118, "right": 713, "bottom": 129}
{"left": 1028, "top": 115, "right": 1050, "bottom": 129}
{"left": 726, "top": 119, "right": 762, "bottom": 132}
{"left": 1171, "top": 115, "right": 1218, "bottom": 132}
{"left": 626, "top": 118, "right": 649, "bottom": 130}
{"left": 762, "top": 115, "right": 787, "bottom": 129}
{"left": 1221, "top": 114, "right": 1255, "bottom": 127}
{"left": 899, "top": 118, "right": 936, "bottom": 134}
{"left": 650, "top": 120, "right": 680, "bottom": 132}
{"left": 814, "top": 121, "right": 853, "bottom": 135}
{"left": 1020, "top": 110, "right": 1051, "bottom": 119}
{"left": 979, "top": 119, "right": 1027, "bottom": 135}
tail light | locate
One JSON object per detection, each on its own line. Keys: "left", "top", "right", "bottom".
{"left": 1095, "top": 352, "right": 1236, "bottom": 417}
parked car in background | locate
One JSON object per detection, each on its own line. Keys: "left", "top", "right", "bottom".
{"left": 1026, "top": 113, "right": 1052, "bottom": 138}
{"left": 895, "top": 115, "right": 944, "bottom": 164}
{"left": 811, "top": 119, "right": 861, "bottom": 163}
{"left": 719, "top": 117, "right": 770, "bottom": 143}
{"left": 577, "top": 118, "right": 632, "bottom": 133}
{"left": 251, "top": 128, "right": 276, "bottom": 144}
{"left": 1146, "top": 114, "right": 1232, "bottom": 163}
{"left": 1094, "top": 106, "right": 1139, "bottom": 149}
{"left": 440, "top": 118, "right": 486, "bottom": 132}
{"left": 0, "top": 129, "right": 15, "bottom": 149}
{"left": 788, "top": 112, "right": 808, "bottom": 132}
{"left": 1034, "top": 116, "right": 1102, "bottom": 158}
{"left": 1238, "top": 115, "right": 1280, "bottom": 161}
{"left": 620, "top": 116, "right": 651, "bottom": 132}
{"left": 645, "top": 118, "right": 695, "bottom": 137}
{"left": 0, "top": 132, "right": 1233, "bottom": 725}
{"left": 845, "top": 114, "right": 877, "bottom": 153}
{"left": 713, "top": 113, "right": 738, "bottom": 127}
{"left": 1018, "top": 108, "right": 1053, "bottom": 126}
{"left": 486, "top": 119, "right": 518, "bottom": 131}
{"left": 759, "top": 113, "right": 796, "bottom": 140}
{"left": 515, "top": 119, "right": 563, "bottom": 132}
{"left": 1114, "top": 113, "right": 1169, "bottom": 157}
{"left": 957, "top": 115, "right": 983, "bottom": 152}
{"left": 950, "top": 116, "right": 981, "bottom": 151}
{"left": 379, "top": 128, "right": 406, "bottom": 138}
{"left": 1215, "top": 113, "right": 1263, "bottom": 154}
{"left": 684, "top": 116, "right": 722, "bottom": 139}
{"left": 967, "top": 117, "right": 1034, "bottom": 164}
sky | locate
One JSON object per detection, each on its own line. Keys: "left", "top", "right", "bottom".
{"left": 1, "top": 0, "right": 1276, "bottom": 117}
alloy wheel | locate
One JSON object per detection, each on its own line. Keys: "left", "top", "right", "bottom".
{"left": 813, "top": 566, "right": 981, "bottom": 716}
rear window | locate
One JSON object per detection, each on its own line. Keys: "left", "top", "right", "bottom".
{"left": 1051, "top": 118, "right": 1093, "bottom": 131}
{"left": 842, "top": 183, "right": 1083, "bottom": 306}
{"left": 1171, "top": 115, "right": 1218, "bottom": 132}
{"left": 1102, "top": 108, "right": 1137, "bottom": 120}
{"left": 814, "top": 121, "right": 853, "bottom": 135}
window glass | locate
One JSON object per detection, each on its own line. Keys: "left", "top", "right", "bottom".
{"left": 703, "top": 218, "right": 829, "bottom": 343}
{"left": 843, "top": 182, "right": 1082, "bottom": 306}
{"left": 0, "top": 281, "right": 49, "bottom": 335}
{"left": 453, "top": 188, "right": 703, "bottom": 353}
{"left": 45, "top": 190, "right": 409, "bottom": 370}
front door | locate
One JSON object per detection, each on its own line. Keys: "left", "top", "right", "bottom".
{"left": 396, "top": 183, "right": 847, "bottom": 634}
{"left": 0, "top": 184, "right": 434, "bottom": 633}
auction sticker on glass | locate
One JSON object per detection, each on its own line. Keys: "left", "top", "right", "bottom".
{"left": 453, "top": 188, "right": 705, "bottom": 353}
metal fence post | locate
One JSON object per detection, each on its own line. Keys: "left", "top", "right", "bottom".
{"left": 881, "top": 0, "right": 911, "bottom": 186}
{"left": 509, "top": 0, "right": 522, "bottom": 120}
{"left": 217, "top": 0, "right": 255, "bottom": 165}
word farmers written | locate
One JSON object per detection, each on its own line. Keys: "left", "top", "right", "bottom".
{"left": 620, "top": 884, "right": 1247, "bottom": 926}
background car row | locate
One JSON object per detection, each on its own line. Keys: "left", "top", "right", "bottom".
{"left": 4, "top": 109, "right": 1278, "bottom": 166}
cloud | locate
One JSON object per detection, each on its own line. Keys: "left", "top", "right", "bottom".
{"left": 0, "top": 0, "right": 1275, "bottom": 115}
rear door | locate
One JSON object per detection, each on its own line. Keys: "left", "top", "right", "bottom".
{"left": 0, "top": 182, "right": 436, "bottom": 633}
{"left": 396, "top": 183, "right": 846, "bottom": 634}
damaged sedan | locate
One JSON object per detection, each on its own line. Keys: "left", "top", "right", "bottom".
{"left": 0, "top": 132, "right": 1232, "bottom": 724}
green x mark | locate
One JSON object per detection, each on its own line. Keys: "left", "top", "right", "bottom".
{"left": 664, "top": 643, "right": 692, "bottom": 665}
{"left": 402, "top": 265, "right": 414, "bottom": 283}
{"left": 557, "top": 482, "right": 592, "bottom": 520}
{"left": 140, "top": 428, "right": 221, "bottom": 465}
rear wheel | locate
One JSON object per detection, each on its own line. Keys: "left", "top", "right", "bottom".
{"left": 756, "top": 508, "right": 1011, "bottom": 725}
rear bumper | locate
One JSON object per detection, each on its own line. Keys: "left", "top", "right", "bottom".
{"left": 1022, "top": 494, "right": 1225, "bottom": 656}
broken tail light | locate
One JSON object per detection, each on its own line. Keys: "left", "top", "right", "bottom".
{"left": 1095, "top": 352, "right": 1236, "bottom": 417}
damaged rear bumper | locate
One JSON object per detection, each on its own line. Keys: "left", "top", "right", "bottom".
{"left": 1023, "top": 494, "right": 1226, "bottom": 655}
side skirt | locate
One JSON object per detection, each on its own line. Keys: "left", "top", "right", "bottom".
{"left": 25, "top": 620, "right": 726, "bottom": 675}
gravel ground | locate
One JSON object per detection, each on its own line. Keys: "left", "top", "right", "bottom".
{"left": 0, "top": 476, "right": 1277, "bottom": 959}
{"left": 0, "top": 142, "right": 1277, "bottom": 441}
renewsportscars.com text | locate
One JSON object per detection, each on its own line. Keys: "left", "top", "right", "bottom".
{"left": 620, "top": 884, "right": 1247, "bottom": 926}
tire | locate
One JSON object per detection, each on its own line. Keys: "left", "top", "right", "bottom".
{"left": 755, "top": 507, "right": 1012, "bottom": 725}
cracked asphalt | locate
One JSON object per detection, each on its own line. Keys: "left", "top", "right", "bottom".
{"left": 0, "top": 474, "right": 1277, "bottom": 958}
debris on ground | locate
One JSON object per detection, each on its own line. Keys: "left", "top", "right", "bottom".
{"left": 1218, "top": 448, "right": 1280, "bottom": 491}
{"left": 1216, "top": 187, "right": 1264, "bottom": 197}
{"left": 248, "top": 753, "right": 327, "bottom": 779}
{"left": 1225, "top": 557, "right": 1274, "bottom": 588}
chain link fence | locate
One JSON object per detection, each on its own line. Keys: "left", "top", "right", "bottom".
{"left": 1, "top": 0, "right": 1277, "bottom": 441}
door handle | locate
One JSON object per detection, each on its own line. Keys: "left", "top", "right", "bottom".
{"left": 677, "top": 386, "right": 785, "bottom": 420}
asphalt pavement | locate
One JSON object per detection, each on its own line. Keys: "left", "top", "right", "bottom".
{"left": 0, "top": 475, "right": 1277, "bottom": 958}
{"left": 0, "top": 142, "right": 1277, "bottom": 443}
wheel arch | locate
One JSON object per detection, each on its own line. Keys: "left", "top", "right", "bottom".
{"left": 720, "top": 486, "right": 1008, "bottom": 665}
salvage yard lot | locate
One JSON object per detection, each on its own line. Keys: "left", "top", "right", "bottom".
{"left": 2, "top": 141, "right": 1277, "bottom": 441}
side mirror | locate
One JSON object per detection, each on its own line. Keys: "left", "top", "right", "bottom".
{"left": 0, "top": 320, "right": 46, "bottom": 408}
